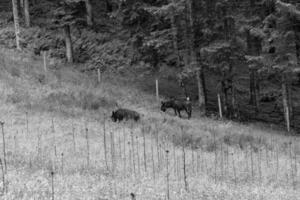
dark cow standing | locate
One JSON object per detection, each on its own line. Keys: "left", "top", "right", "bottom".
{"left": 161, "top": 98, "right": 192, "bottom": 119}
{"left": 111, "top": 108, "right": 140, "bottom": 122}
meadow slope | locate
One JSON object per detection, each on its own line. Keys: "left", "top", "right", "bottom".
{"left": 0, "top": 48, "right": 299, "bottom": 199}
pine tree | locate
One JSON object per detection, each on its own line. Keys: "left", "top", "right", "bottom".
{"left": 12, "top": 0, "right": 21, "bottom": 50}
{"left": 84, "top": 0, "right": 93, "bottom": 26}
{"left": 52, "top": 0, "right": 86, "bottom": 63}
{"left": 24, "top": 0, "right": 30, "bottom": 27}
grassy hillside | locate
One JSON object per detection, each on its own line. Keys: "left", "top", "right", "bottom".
{"left": 0, "top": 46, "right": 299, "bottom": 199}
{"left": 1, "top": 2, "right": 300, "bottom": 132}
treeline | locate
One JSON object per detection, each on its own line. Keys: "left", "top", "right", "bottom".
{"left": 4, "top": 0, "right": 300, "bottom": 132}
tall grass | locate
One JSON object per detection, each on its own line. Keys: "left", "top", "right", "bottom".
{"left": 0, "top": 49, "right": 299, "bottom": 199}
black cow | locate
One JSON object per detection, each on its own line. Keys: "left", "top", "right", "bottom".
{"left": 111, "top": 108, "right": 140, "bottom": 122}
{"left": 161, "top": 97, "right": 192, "bottom": 119}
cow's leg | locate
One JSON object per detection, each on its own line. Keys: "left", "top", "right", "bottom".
{"left": 173, "top": 108, "right": 177, "bottom": 116}
{"left": 184, "top": 108, "right": 188, "bottom": 117}
{"left": 184, "top": 108, "right": 191, "bottom": 119}
{"left": 178, "top": 110, "right": 182, "bottom": 118}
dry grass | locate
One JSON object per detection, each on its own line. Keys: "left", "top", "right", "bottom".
{"left": 0, "top": 48, "right": 299, "bottom": 199}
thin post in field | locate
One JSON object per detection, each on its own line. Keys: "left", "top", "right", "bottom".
{"left": 51, "top": 171, "right": 55, "bottom": 200}
{"left": 166, "top": 150, "right": 170, "bottom": 200}
{"left": 181, "top": 127, "right": 188, "bottom": 191}
{"left": 0, "top": 159, "right": 6, "bottom": 194}
{"left": 151, "top": 131, "right": 156, "bottom": 180}
{"left": 85, "top": 126, "right": 90, "bottom": 167}
{"left": 43, "top": 51, "right": 48, "bottom": 73}
{"left": 136, "top": 136, "right": 141, "bottom": 177}
{"left": 231, "top": 152, "right": 237, "bottom": 186}
{"left": 110, "top": 131, "right": 116, "bottom": 173}
{"left": 156, "top": 79, "right": 159, "bottom": 102}
{"left": 130, "top": 130, "right": 136, "bottom": 177}
{"left": 213, "top": 131, "right": 217, "bottom": 184}
{"left": 142, "top": 127, "right": 147, "bottom": 173}
{"left": 0, "top": 122, "right": 7, "bottom": 174}
{"left": 103, "top": 114, "right": 109, "bottom": 171}
{"left": 97, "top": 68, "right": 101, "bottom": 84}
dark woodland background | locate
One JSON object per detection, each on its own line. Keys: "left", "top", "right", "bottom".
{"left": 1, "top": 0, "right": 300, "bottom": 131}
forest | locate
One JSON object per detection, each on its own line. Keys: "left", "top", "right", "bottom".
{"left": 1, "top": 0, "right": 300, "bottom": 131}
{"left": 0, "top": 0, "right": 299, "bottom": 199}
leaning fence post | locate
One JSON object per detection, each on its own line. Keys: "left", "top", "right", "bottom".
{"left": 217, "top": 94, "right": 223, "bottom": 119}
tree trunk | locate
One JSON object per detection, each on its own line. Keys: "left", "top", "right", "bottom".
{"left": 221, "top": 79, "right": 228, "bottom": 116}
{"left": 85, "top": 0, "right": 93, "bottom": 26}
{"left": 249, "top": 69, "right": 259, "bottom": 111}
{"left": 187, "top": 0, "right": 206, "bottom": 115}
{"left": 255, "top": 70, "right": 260, "bottom": 109}
{"left": 170, "top": 0, "right": 180, "bottom": 67}
{"left": 17, "top": 0, "right": 22, "bottom": 18}
{"left": 282, "top": 73, "right": 290, "bottom": 132}
{"left": 292, "top": 19, "right": 300, "bottom": 83}
{"left": 24, "top": 0, "right": 30, "bottom": 27}
{"left": 196, "top": 69, "right": 206, "bottom": 114}
{"left": 294, "top": 22, "right": 300, "bottom": 65}
{"left": 231, "top": 86, "right": 239, "bottom": 119}
{"left": 64, "top": 25, "right": 73, "bottom": 63}
{"left": 249, "top": 0, "right": 255, "bottom": 14}
{"left": 183, "top": 2, "right": 191, "bottom": 67}
{"left": 249, "top": 69, "right": 255, "bottom": 105}
{"left": 12, "top": 0, "right": 21, "bottom": 50}
{"left": 288, "top": 80, "right": 294, "bottom": 128}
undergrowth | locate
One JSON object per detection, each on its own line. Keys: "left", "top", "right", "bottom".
{"left": 0, "top": 48, "right": 299, "bottom": 199}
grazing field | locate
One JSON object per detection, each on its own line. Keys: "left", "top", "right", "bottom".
{"left": 0, "top": 49, "right": 299, "bottom": 199}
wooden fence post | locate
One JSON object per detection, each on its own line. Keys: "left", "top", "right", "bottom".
{"left": 97, "top": 68, "right": 101, "bottom": 84}
{"left": 43, "top": 51, "right": 48, "bottom": 74}
{"left": 0, "top": 122, "right": 7, "bottom": 174}
{"left": 51, "top": 171, "right": 55, "bottom": 200}
{"left": 282, "top": 74, "right": 290, "bottom": 132}
{"left": 156, "top": 79, "right": 159, "bottom": 102}
{"left": 217, "top": 94, "right": 223, "bottom": 119}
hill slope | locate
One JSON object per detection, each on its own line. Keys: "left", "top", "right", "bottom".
{"left": 0, "top": 46, "right": 299, "bottom": 199}
{"left": 1, "top": 0, "right": 300, "bottom": 132}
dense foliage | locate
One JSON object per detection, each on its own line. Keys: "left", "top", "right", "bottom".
{"left": 1, "top": 0, "right": 300, "bottom": 130}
